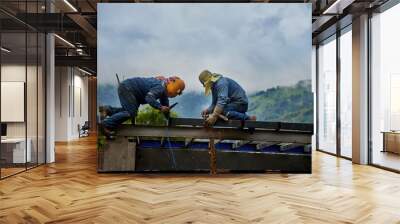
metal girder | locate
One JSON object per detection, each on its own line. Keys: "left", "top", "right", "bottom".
{"left": 256, "top": 142, "right": 276, "bottom": 150}
{"left": 280, "top": 122, "right": 314, "bottom": 133}
{"left": 14, "top": 13, "right": 81, "bottom": 32}
{"left": 134, "top": 148, "right": 311, "bottom": 173}
{"left": 66, "top": 13, "right": 97, "bottom": 46}
{"left": 279, "top": 143, "right": 306, "bottom": 151}
{"left": 184, "top": 138, "right": 194, "bottom": 147}
{"left": 117, "top": 125, "right": 312, "bottom": 144}
{"left": 0, "top": 18, "right": 28, "bottom": 31}
{"left": 312, "top": 15, "right": 335, "bottom": 33}
{"left": 233, "top": 140, "right": 252, "bottom": 149}
{"left": 55, "top": 55, "right": 96, "bottom": 71}
{"left": 170, "top": 118, "right": 278, "bottom": 130}
{"left": 323, "top": 0, "right": 356, "bottom": 15}
{"left": 313, "top": 14, "right": 352, "bottom": 44}
{"left": 169, "top": 118, "right": 313, "bottom": 133}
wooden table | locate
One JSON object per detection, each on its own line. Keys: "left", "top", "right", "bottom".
{"left": 1, "top": 138, "right": 32, "bottom": 165}
{"left": 382, "top": 131, "right": 400, "bottom": 154}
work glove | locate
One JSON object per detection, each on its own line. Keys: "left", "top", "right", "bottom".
{"left": 205, "top": 106, "right": 223, "bottom": 127}
{"left": 201, "top": 108, "right": 210, "bottom": 118}
{"left": 160, "top": 106, "right": 170, "bottom": 114}
{"left": 205, "top": 114, "right": 218, "bottom": 127}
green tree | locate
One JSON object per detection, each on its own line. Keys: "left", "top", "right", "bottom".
{"left": 98, "top": 105, "right": 178, "bottom": 149}
{"left": 134, "top": 105, "right": 178, "bottom": 126}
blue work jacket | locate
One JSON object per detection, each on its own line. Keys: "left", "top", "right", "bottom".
{"left": 121, "top": 77, "right": 169, "bottom": 109}
{"left": 207, "top": 77, "right": 248, "bottom": 112}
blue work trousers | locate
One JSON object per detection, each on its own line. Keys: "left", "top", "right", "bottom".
{"left": 102, "top": 84, "right": 139, "bottom": 129}
{"left": 223, "top": 103, "right": 249, "bottom": 121}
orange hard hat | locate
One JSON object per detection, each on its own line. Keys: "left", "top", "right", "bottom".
{"left": 166, "top": 76, "right": 185, "bottom": 97}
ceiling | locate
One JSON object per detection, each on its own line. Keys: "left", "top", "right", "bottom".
{"left": 0, "top": 0, "right": 390, "bottom": 75}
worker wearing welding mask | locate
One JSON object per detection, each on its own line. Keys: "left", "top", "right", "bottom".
{"left": 199, "top": 70, "right": 256, "bottom": 127}
{"left": 101, "top": 76, "right": 185, "bottom": 130}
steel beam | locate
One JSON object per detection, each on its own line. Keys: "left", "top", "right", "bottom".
{"left": 117, "top": 125, "right": 312, "bottom": 144}
{"left": 67, "top": 13, "right": 97, "bottom": 46}
{"left": 280, "top": 122, "right": 314, "bottom": 133}
{"left": 134, "top": 148, "right": 311, "bottom": 173}
{"left": 15, "top": 13, "right": 81, "bottom": 32}
{"left": 169, "top": 118, "right": 313, "bottom": 133}
{"left": 256, "top": 142, "right": 277, "bottom": 150}
{"left": 279, "top": 143, "right": 305, "bottom": 151}
{"left": 55, "top": 55, "right": 96, "bottom": 72}
{"left": 323, "top": 0, "right": 356, "bottom": 15}
{"left": 233, "top": 140, "right": 252, "bottom": 149}
{"left": 170, "top": 118, "right": 279, "bottom": 130}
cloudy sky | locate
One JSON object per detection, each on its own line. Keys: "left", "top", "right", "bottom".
{"left": 98, "top": 3, "right": 311, "bottom": 93}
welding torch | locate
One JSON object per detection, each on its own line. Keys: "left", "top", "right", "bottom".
{"left": 164, "top": 102, "right": 179, "bottom": 126}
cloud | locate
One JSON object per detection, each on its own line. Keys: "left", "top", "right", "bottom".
{"left": 98, "top": 3, "right": 311, "bottom": 93}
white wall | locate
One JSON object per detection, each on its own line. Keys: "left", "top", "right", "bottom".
{"left": 1, "top": 65, "right": 41, "bottom": 138}
{"left": 55, "top": 67, "right": 69, "bottom": 141}
{"left": 1, "top": 65, "right": 26, "bottom": 139}
{"left": 1, "top": 63, "right": 46, "bottom": 164}
{"left": 55, "top": 67, "right": 89, "bottom": 141}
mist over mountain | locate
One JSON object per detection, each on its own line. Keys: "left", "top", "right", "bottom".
{"left": 98, "top": 79, "right": 313, "bottom": 123}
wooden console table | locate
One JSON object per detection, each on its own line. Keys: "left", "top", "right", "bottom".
{"left": 1, "top": 138, "right": 32, "bottom": 166}
{"left": 382, "top": 131, "right": 400, "bottom": 154}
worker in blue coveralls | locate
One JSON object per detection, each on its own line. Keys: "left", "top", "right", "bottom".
{"left": 100, "top": 76, "right": 185, "bottom": 132}
{"left": 199, "top": 70, "right": 256, "bottom": 127}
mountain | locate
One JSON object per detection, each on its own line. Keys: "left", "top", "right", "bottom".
{"left": 97, "top": 79, "right": 313, "bottom": 123}
{"left": 248, "top": 80, "right": 313, "bottom": 123}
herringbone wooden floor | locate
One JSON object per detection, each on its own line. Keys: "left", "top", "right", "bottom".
{"left": 1, "top": 136, "right": 400, "bottom": 224}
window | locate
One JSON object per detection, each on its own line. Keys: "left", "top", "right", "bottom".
{"left": 370, "top": 3, "right": 400, "bottom": 171}
{"left": 0, "top": 1, "right": 46, "bottom": 179}
{"left": 312, "top": 46, "right": 317, "bottom": 151}
{"left": 339, "top": 27, "right": 352, "bottom": 158}
{"left": 317, "top": 35, "right": 337, "bottom": 154}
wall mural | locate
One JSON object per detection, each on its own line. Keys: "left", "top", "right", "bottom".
{"left": 97, "top": 3, "right": 313, "bottom": 173}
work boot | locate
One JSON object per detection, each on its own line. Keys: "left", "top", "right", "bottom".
{"left": 245, "top": 116, "right": 256, "bottom": 134}
{"left": 99, "top": 106, "right": 112, "bottom": 120}
{"left": 248, "top": 115, "right": 257, "bottom": 121}
{"left": 101, "top": 125, "right": 116, "bottom": 140}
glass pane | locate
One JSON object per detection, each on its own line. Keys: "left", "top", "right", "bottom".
{"left": 371, "top": 4, "right": 400, "bottom": 171}
{"left": 312, "top": 46, "right": 317, "bottom": 151}
{"left": 38, "top": 33, "right": 45, "bottom": 165}
{"left": 27, "top": 31, "right": 38, "bottom": 169}
{"left": 1, "top": 31, "right": 27, "bottom": 177}
{"left": 340, "top": 29, "right": 352, "bottom": 158}
{"left": 317, "top": 36, "right": 337, "bottom": 154}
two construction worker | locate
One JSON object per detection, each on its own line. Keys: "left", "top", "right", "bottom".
{"left": 101, "top": 70, "right": 256, "bottom": 131}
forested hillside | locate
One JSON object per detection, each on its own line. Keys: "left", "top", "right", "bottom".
{"left": 248, "top": 80, "right": 313, "bottom": 123}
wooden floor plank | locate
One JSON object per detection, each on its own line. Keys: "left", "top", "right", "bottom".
{"left": 0, "top": 136, "right": 399, "bottom": 223}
